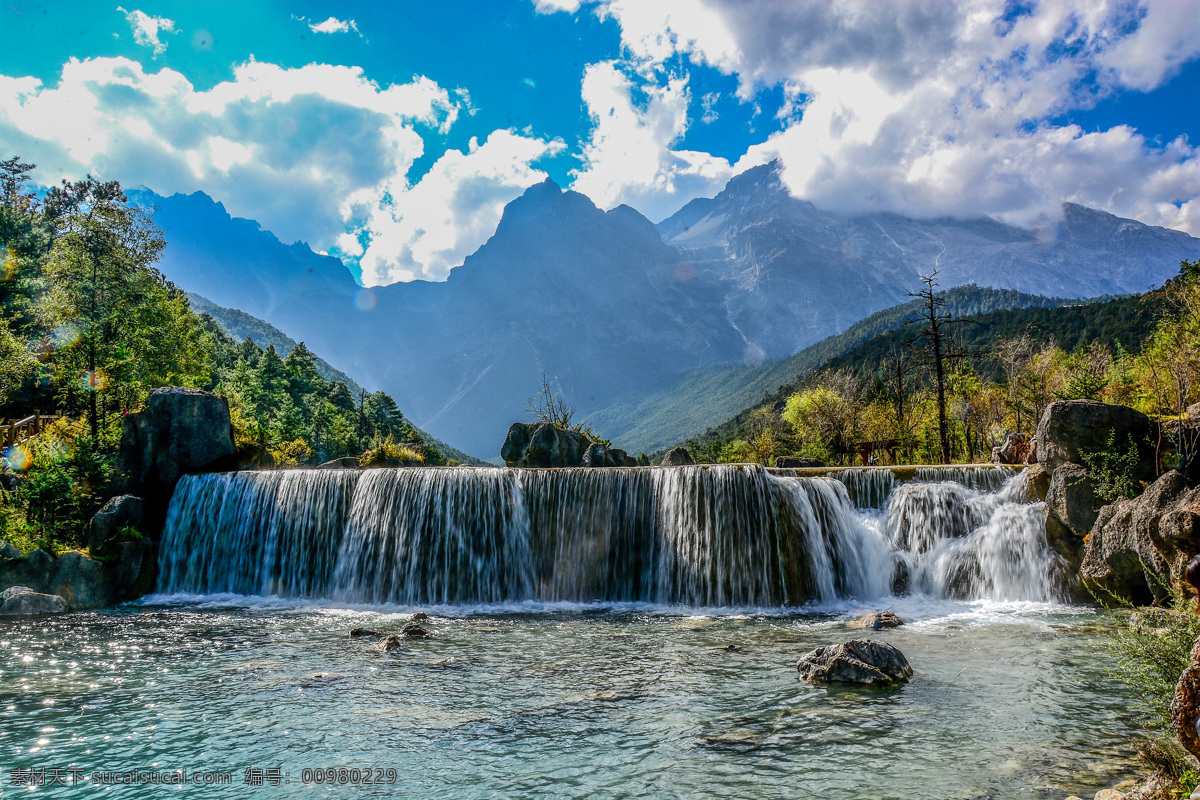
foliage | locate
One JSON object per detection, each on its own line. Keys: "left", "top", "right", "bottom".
{"left": 1079, "top": 430, "right": 1144, "bottom": 503}
{"left": 526, "top": 371, "right": 609, "bottom": 445}
{"left": 358, "top": 436, "right": 424, "bottom": 467}
{"left": 269, "top": 439, "right": 314, "bottom": 467}
{"left": 1102, "top": 580, "right": 1200, "bottom": 781}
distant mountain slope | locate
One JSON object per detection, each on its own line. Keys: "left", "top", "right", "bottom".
{"left": 584, "top": 285, "right": 1072, "bottom": 453}
{"left": 137, "top": 162, "right": 1200, "bottom": 458}
{"left": 187, "top": 293, "right": 364, "bottom": 394}
{"left": 676, "top": 293, "right": 1158, "bottom": 455}
{"left": 186, "top": 293, "right": 486, "bottom": 467}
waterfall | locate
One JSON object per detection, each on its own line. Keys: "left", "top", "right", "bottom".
{"left": 158, "top": 464, "right": 1060, "bottom": 607}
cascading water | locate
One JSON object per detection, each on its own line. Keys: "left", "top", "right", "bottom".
{"left": 158, "top": 464, "right": 1061, "bottom": 607}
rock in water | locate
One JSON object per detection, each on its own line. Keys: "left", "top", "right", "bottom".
{"left": 409, "top": 612, "right": 429, "bottom": 621}
{"left": 853, "top": 611, "right": 904, "bottom": 630}
{"left": 400, "top": 622, "right": 432, "bottom": 638}
{"left": 661, "top": 447, "right": 694, "bottom": 466}
{"left": 796, "top": 639, "right": 913, "bottom": 686}
{"left": 349, "top": 628, "right": 382, "bottom": 638}
{"left": 377, "top": 635, "right": 404, "bottom": 653}
{"left": 1, "top": 585, "right": 68, "bottom": 615}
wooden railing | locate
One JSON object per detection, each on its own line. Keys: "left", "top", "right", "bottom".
{"left": 1, "top": 414, "right": 62, "bottom": 447}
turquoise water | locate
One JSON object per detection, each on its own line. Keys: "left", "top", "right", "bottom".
{"left": 1, "top": 596, "right": 1140, "bottom": 799}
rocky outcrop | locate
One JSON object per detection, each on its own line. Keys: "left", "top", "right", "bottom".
{"left": 774, "top": 457, "right": 826, "bottom": 468}
{"left": 1032, "top": 400, "right": 1154, "bottom": 477}
{"left": 87, "top": 495, "right": 144, "bottom": 555}
{"left": 0, "top": 542, "right": 152, "bottom": 610}
{"left": 661, "top": 447, "right": 694, "bottom": 466}
{"left": 1172, "top": 638, "right": 1200, "bottom": 761}
{"left": 502, "top": 422, "right": 634, "bottom": 467}
{"left": 581, "top": 443, "right": 638, "bottom": 468}
{"left": 1046, "top": 464, "right": 1102, "bottom": 538}
{"left": 796, "top": 638, "right": 913, "bottom": 686}
{"left": 117, "top": 387, "right": 237, "bottom": 498}
{"left": 1081, "top": 470, "right": 1200, "bottom": 603}
{"left": 1, "top": 585, "right": 67, "bottom": 615}
{"left": 992, "top": 432, "right": 1032, "bottom": 465}
{"left": 502, "top": 422, "right": 589, "bottom": 467}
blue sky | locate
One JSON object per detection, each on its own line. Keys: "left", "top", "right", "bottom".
{"left": 2, "top": 0, "right": 1199, "bottom": 286}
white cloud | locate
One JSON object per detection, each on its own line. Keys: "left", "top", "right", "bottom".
{"left": 532, "top": 0, "right": 581, "bottom": 14}
{"left": 593, "top": 0, "right": 1200, "bottom": 235}
{"left": 357, "top": 130, "right": 566, "bottom": 285}
{"left": 0, "top": 57, "right": 454, "bottom": 251}
{"left": 308, "top": 17, "right": 359, "bottom": 35}
{"left": 571, "top": 62, "right": 732, "bottom": 222}
{"left": 117, "top": 7, "right": 175, "bottom": 56}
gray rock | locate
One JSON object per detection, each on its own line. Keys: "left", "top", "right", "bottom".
{"left": 662, "top": 447, "right": 694, "bottom": 466}
{"left": 501, "top": 422, "right": 591, "bottom": 467}
{"left": 409, "top": 612, "right": 429, "bottom": 621}
{"left": 1081, "top": 470, "right": 1200, "bottom": 603}
{"left": 1046, "top": 464, "right": 1102, "bottom": 538}
{"left": 1031, "top": 400, "right": 1154, "bottom": 477}
{"left": 797, "top": 639, "right": 913, "bottom": 686}
{"left": 377, "top": 635, "right": 404, "bottom": 652}
{"left": 49, "top": 552, "right": 111, "bottom": 609}
{"left": 318, "top": 457, "right": 360, "bottom": 469}
{"left": 349, "top": 628, "right": 382, "bottom": 638}
{"left": 581, "top": 443, "right": 609, "bottom": 468}
{"left": 117, "top": 386, "right": 236, "bottom": 500}
{"left": 774, "top": 457, "right": 826, "bottom": 468}
{"left": 0, "top": 541, "right": 21, "bottom": 560}
{"left": 401, "top": 622, "right": 432, "bottom": 638}
{"left": 87, "top": 495, "right": 145, "bottom": 556}
{"left": 852, "top": 611, "right": 904, "bottom": 630}
{"left": 1, "top": 585, "right": 67, "bottom": 615}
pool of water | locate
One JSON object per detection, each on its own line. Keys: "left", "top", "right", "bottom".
{"left": 0, "top": 596, "right": 1141, "bottom": 799}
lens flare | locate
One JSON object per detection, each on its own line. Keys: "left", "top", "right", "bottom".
{"left": 80, "top": 369, "right": 110, "bottom": 392}
{"left": 0, "top": 246, "right": 13, "bottom": 282}
{"left": 51, "top": 324, "right": 80, "bottom": 349}
{"left": 3, "top": 445, "right": 31, "bottom": 472}
{"left": 354, "top": 288, "right": 377, "bottom": 312}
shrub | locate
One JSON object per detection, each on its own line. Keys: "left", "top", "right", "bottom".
{"left": 270, "top": 438, "right": 313, "bottom": 467}
{"left": 1079, "top": 429, "right": 1144, "bottom": 503}
{"left": 358, "top": 436, "right": 424, "bottom": 467}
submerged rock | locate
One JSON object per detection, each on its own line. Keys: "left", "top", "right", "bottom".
{"left": 852, "top": 611, "right": 904, "bottom": 630}
{"left": 796, "top": 639, "right": 912, "bottom": 686}
{"left": 349, "top": 628, "right": 382, "bottom": 638}
{"left": 1, "top": 585, "right": 68, "bottom": 615}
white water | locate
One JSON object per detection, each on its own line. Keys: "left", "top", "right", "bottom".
{"left": 158, "top": 465, "right": 1060, "bottom": 607}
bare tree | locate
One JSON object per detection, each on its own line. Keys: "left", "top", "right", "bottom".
{"left": 907, "top": 272, "right": 964, "bottom": 463}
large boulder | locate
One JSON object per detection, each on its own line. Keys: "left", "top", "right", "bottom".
{"left": 1031, "top": 400, "right": 1154, "bottom": 477}
{"left": 1081, "top": 470, "right": 1200, "bottom": 603}
{"left": 796, "top": 638, "right": 913, "bottom": 686}
{"left": 117, "top": 387, "right": 236, "bottom": 500}
{"left": 661, "top": 447, "right": 694, "bottom": 466}
{"left": 1, "top": 585, "right": 67, "bottom": 615}
{"left": 501, "top": 422, "right": 591, "bottom": 467}
{"left": 1045, "top": 464, "right": 1102, "bottom": 538}
{"left": 87, "top": 495, "right": 144, "bottom": 556}
{"left": 0, "top": 543, "right": 150, "bottom": 610}
{"left": 580, "top": 443, "right": 637, "bottom": 467}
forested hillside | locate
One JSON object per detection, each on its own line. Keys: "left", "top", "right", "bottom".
{"left": 675, "top": 280, "right": 1182, "bottom": 466}
{"left": 587, "top": 285, "right": 1073, "bottom": 453}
